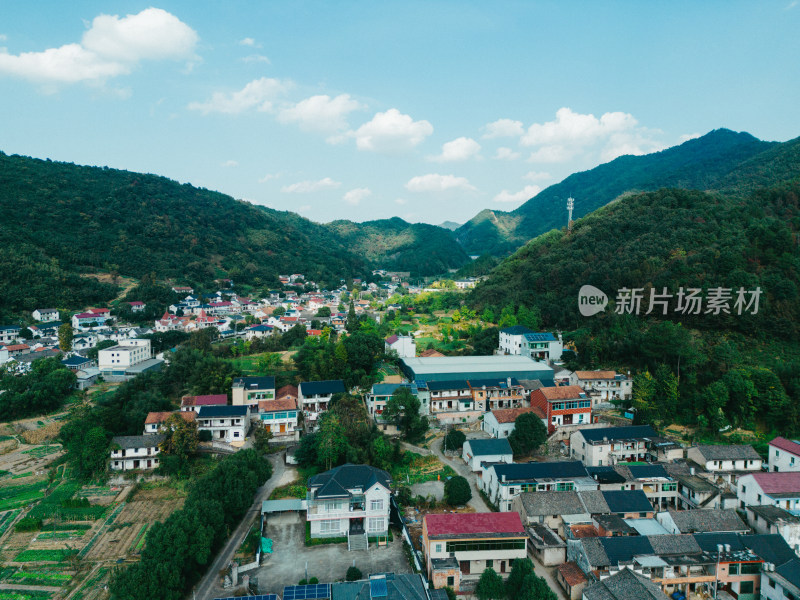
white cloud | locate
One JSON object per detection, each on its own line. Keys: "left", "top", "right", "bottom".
{"left": 527, "top": 145, "right": 576, "bottom": 163}
{"left": 239, "top": 37, "right": 259, "bottom": 47}
{"left": 188, "top": 77, "right": 290, "bottom": 114}
{"left": 258, "top": 173, "right": 280, "bottom": 183}
{"left": 0, "top": 34, "right": 7, "bottom": 42}
{"left": 600, "top": 131, "right": 665, "bottom": 162}
{"left": 493, "top": 184, "right": 542, "bottom": 204}
{"left": 343, "top": 187, "right": 371, "bottom": 205}
{"left": 281, "top": 177, "right": 341, "bottom": 193}
{"left": 395, "top": 198, "right": 407, "bottom": 205}
{"left": 679, "top": 133, "right": 701, "bottom": 143}
{"left": 0, "top": 8, "right": 198, "bottom": 85}
{"left": 523, "top": 170, "right": 551, "bottom": 182}
{"left": 241, "top": 54, "right": 270, "bottom": 64}
{"left": 493, "top": 147, "right": 520, "bottom": 161}
{"left": 405, "top": 174, "right": 476, "bottom": 193}
{"left": 279, "top": 94, "right": 364, "bottom": 134}
{"left": 483, "top": 118, "right": 524, "bottom": 139}
{"left": 353, "top": 108, "right": 433, "bottom": 153}
{"left": 522, "top": 107, "right": 637, "bottom": 147}
{"left": 221, "top": 159, "right": 238, "bottom": 168}
{"left": 429, "top": 137, "right": 481, "bottom": 162}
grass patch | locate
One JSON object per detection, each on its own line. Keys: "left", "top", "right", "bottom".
{"left": 391, "top": 453, "right": 455, "bottom": 485}
{"left": 0, "top": 510, "right": 20, "bottom": 536}
{"left": 9, "top": 569, "right": 73, "bottom": 586}
{"left": 11, "top": 473, "right": 32, "bottom": 480}
{"left": 0, "top": 590, "right": 53, "bottom": 600}
{"left": 14, "top": 548, "right": 76, "bottom": 562}
{"left": 37, "top": 530, "right": 86, "bottom": 540}
{"left": 0, "top": 482, "right": 48, "bottom": 511}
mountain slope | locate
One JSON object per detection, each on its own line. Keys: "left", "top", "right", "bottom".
{"left": 325, "top": 217, "right": 469, "bottom": 276}
{"left": 456, "top": 129, "right": 778, "bottom": 256}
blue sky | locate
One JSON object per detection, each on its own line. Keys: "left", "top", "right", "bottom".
{"left": 1, "top": 2, "right": 799, "bottom": 225}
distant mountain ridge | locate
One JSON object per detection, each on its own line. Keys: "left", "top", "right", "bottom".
{"left": 455, "top": 129, "right": 779, "bottom": 256}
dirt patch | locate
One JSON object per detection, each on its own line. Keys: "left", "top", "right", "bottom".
{"left": 21, "top": 423, "right": 63, "bottom": 445}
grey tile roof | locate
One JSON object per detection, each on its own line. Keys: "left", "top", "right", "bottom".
{"left": 594, "top": 514, "right": 637, "bottom": 535}
{"left": 517, "top": 491, "right": 588, "bottom": 517}
{"left": 465, "top": 438, "right": 513, "bottom": 456}
{"left": 583, "top": 568, "right": 665, "bottom": 600}
{"left": 580, "top": 490, "right": 611, "bottom": 514}
{"left": 647, "top": 534, "right": 701, "bottom": 556}
{"left": 309, "top": 464, "right": 391, "bottom": 499}
{"left": 749, "top": 504, "right": 800, "bottom": 525}
{"left": 580, "top": 426, "right": 657, "bottom": 444}
{"left": 666, "top": 509, "right": 749, "bottom": 533}
{"left": 601, "top": 490, "right": 653, "bottom": 514}
{"left": 527, "top": 523, "right": 566, "bottom": 548}
{"left": 695, "top": 445, "right": 761, "bottom": 461}
{"left": 582, "top": 537, "right": 611, "bottom": 568}
{"left": 111, "top": 434, "right": 165, "bottom": 449}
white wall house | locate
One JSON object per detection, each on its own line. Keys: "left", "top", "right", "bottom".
{"left": 109, "top": 434, "right": 164, "bottom": 471}
{"left": 98, "top": 338, "right": 151, "bottom": 376}
{"left": 306, "top": 464, "right": 391, "bottom": 547}
{"left": 258, "top": 398, "right": 299, "bottom": 442}
{"left": 298, "top": 380, "right": 346, "bottom": 429}
{"left": 687, "top": 445, "right": 763, "bottom": 474}
{"left": 483, "top": 461, "right": 593, "bottom": 512}
{"left": 32, "top": 309, "right": 59, "bottom": 322}
{"left": 769, "top": 437, "right": 800, "bottom": 473}
{"left": 0, "top": 326, "right": 21, "bottom": 345}
{"left": 570, "top": 371, "right": 632, "bottom": 404}
{"left": 462, "top": 438, "right": 513, "bottom": 473}
{"left": 499, "top": 326, "right": 534, "bottom": 355}
{"left": 483, "top": 407, "right": 541, "bottom": 439}
{"left": 570, "top": 425, "right": 657, "bottom": 467}
{"left": 232, "top": 376, "right": 276, "bottom": 408}
{"left": 738, "top": 472, "right": 800, "bottom": 512}
{"left": 196, "top": 405, "right": 250, "bottom": 445}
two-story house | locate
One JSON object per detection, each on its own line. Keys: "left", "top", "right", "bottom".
{"left": 180, "top": 393, "right": 228, "bottom": 413}
{"left": 570, "top": 371, "right": 632, "bottom": 404}
{"left": 769, "top": 437, "right": 800, "bottom": 473}
{"left": 468, "top": 378, "right": 526, "bottom": 412}
{"left": 687, "top": 445, "right": 763, "bottom": 484}
{"left": 483, "top": 461, "right": 595, "bottom": 512}
{"left": 258, "top": 397, "right": 299, "bottom": 442}
{"left": 530, "top": 385, "right": 592, "bottom": 434}
{"left": 483, "top": 407, "right": 542, "bottom": 438}
{"left": 0, "top": 325, "right": 21, "bottom": 346}
{"left": 365, "top": 382, "right": 420, "bottom": 434}
{"left": 143, "top": 411, "right": 196, "bottom": 435}
{"left": 571, "top": 425, "right": 658, "bottom": 467}
{"left": 305, "top": 464, "right": 391, "bottom": 550}
{"left": 232, "top": 376, "right": 276, "bottom": 409}
{"left": 738, "top": 472, "right": 800, "bottom": 512}
{"left": 97, "top": 338, "right": 152, "bottom": 377}
{"left": 196, "top": 405, "right": 249, "bottom": 444}
{"left": 298, "top": 380, "right": 346, "bottom": 429}
{"left": 32, "top": 308, "right": 60, "bottom": 322}
{"left": 109, "top": 434, "right": 165, "bottom": 471}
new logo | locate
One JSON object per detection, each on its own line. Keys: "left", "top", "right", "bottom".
{"left": 578, "top": 285, "right": 608, "bottom": 316}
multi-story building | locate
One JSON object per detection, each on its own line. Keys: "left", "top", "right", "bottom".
{"left": 196, "top": 405, "right": 249, "bottom": 444}
{"left": 298, "top": 380, "right": 346, "bottom": 429}
{"left": 365, "top": 383, "right": 420, "bottom": 434}
{"left": 423, "top": 512, "right": 527, "bottom": 588}
{"left": 0, "top": 326, "right": 21, "bottom": 346}
{"left": 109, "top": 434, "right": 165, "bottom": 471}
{"left": 257, "top": 397, "right": 299, "bottom": 442}
{"left": 232, "top": 376, "right": 276, "bottom": 408}
{"left": 483, "top": 461, "right": 595, "bottom": 512}
{"left": 499, "top": 326, "right": 563, "bottom": 360}
{"left": 570, "top": 425, "right": 658, "bottom": 467}
{"left": 180, "top": 393, "right": 228, "bottom": 413}
{"left": 305, "top": 464, "right": 391, "bottom": 549}
{"left": 384, "top": 335, "right": 416, "bottom": 358}
{"left": 570, "top": 371, "right": 632, "bottom": 404}
{"left": 768, "top": 437, "right": 800, "bottom": 473}
{"left": 98, "top": 338, "right": 152, "bottom": 377}
{"left": 737, "top": 472, "right": 800, "bottom": 512}
{"left": 468, "top": 378, "right": 525, "bottom": 411}
{"left": 530, "top": 385, "right": 592, "bottom": 434}
{"left": 32, "top": 308, "right": 60, "bottom": 322}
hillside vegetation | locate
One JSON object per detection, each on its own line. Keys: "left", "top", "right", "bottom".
{"left": 456, "top": 129, "right": 780, "bottom": 255}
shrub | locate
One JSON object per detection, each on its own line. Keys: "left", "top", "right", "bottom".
{"left": 346, "top": 567, "right": 363, "bottom": 581}
{"left": 199, "top": 430, "right": 212, "bottom": 442}
{"left": 15, "top": 517, "right": 43, "bottom": 532}
{"left": 309, "top": 577, "right": 319, "bottom": 584}
{"left": 444, "top": 475, "right": 472, "bottom": 506}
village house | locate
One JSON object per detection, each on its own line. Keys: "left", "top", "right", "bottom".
{"left": 143, "top": 411, "right": 196, "bottom": 435}
{"left": 668, "top": 465, "right": 728, "bottom": 510}
{"left": 126, "top": 301, "right": 146, "bottom": 312}
{"left": 423, "top": 512, "right": 528, "bottom": 587}
{"left": 154, "top": 311, "right": 191, "bottom": 332}
{"left": 298, "top": 380, "right": 346, "bottom": 429}
{"left": 109, "top": 434, "right": 165, "bottom": 471}
{"left": 483, "top": 461, "right": 595, "bottom": 512}
{"left": 232, "top": 376, "right": 276, "bottom": 408}
{"left": 530, "top": 385, "right": 592, "bottom": 434}
{"left": 3, "top": 344, "right": 30, "bottom": 357}
{"left": 468, "top": 378, "right": 526, "bottom": 411}
{"left": 245, "top": 324, "right": 273, "bottom": 340}
{"left": 196, "top": 405, "right": 250, "bottom": 444}
{"left": 171, "top": 286, "right": 194, "bottom": 294}
{"left": 656, "top": 509, "right": 750, "bottom": 535}
{"left": 762, "top": 559, "right": 800, "bottom": 600}
{"left": 180, "top": 393, "right": 228, "bottom": 413}
{"left": 582, "top": 568, "right": 664, "bottom": 600}
{"left": 426, "top": 380, "right": 479, "bottom": 421}
{"left": 385, "top": 335, "right": 416, "bottom": 358}
{"left": 737, "top": 472, "right": 800, "bottom": 512}
{"left": 570, "top": 425, "right": 658, "bottom": 467}
{"left": 570, "top": 371, "right": 632, "bottom": 404}
{"left": 98, "top": 338, "right": 160, "bottom": 380}
{"left": 769, "top": 437, "right": 800, "bottom": 473}
{"left": 365, "top": 383, "right": 419, "bottom": 434}
{"left": 527, "top": 522, "right": 567, "bottom": 566}
{"left": 556, "top": 562, "right": 589, "bottom": 600}
{"left": 32, "top": 308, "right": 60, "bottom": 322}
{"left": 462, "top": 438, "right": 513, "bottom": 473}
{"left": 305, "top": 464, "right": 391, "bottom": 550}
{"left": 72, "top": 308, "right": 111, "bottom": 329}
{"left": 257, "top": 397, "right": 299, "bottom": 442}
{"left": 61, "top": 355, "right": 93, "bottom": 372}
{"left": 612, "top": 464, "right": 679, "bottom": 510}
{"left": 686, "top": 445, "right": 763, "bottom": 484}
{"left": 482, "top": 407, "right": 541, "bottom": 438}
{"left": 746, "top": 504, "right": 800, "bottom": 550}
{"left": 0, "top": 326, "right": 21, "bottom": 346}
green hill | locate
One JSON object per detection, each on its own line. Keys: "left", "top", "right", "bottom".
{"left": 0, "top": 153, "right": 460, "bottom": 320}
{"left": 325, "top": 217, "right": 469, "bottom": 276}
{"left": 455, "top": 129, "right": 778, "bottom": 256}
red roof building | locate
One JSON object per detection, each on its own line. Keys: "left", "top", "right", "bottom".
{"left": 530, "top": 385, "right": 592, "bottom": 434}
{"left": 181, "top": 393, "right": 228, "bottom": 412}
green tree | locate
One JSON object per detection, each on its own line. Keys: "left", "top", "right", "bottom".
{"left": 346, "top": 566, "right": 363, "bottom": 581}
{"left": 518, "top": 572, "right": 557, "bottom": 600}
{"left": 58, "top": 322, "right": 73, "bottom": 352}
{"left": 444, "top": 475, "right": 472, "bottom": 506}
{"left": 476, "top": 568, "right": 505, "bottom": 600}
{"left": 316, "top": 306, "right": 332, "bottom": 317}
{"left": 505, "top": 559, "right": 535, "bottom": 599}
{"left": 317, "top": 413, "right": 347, "bottom": 470}
{"left": 346, "top": 301, "right": 359, "bottom": 333}
{"left": 253, "top": 425, "right": 273, "bottom": 454}
{"left": 443, "top": 428, "right": 466, "bottom": 453}
{"left": 384, "top": 387, "right": 428, "bottom": 443}
{"left": 508, "top": 413, "right": 547, "bottom": 458}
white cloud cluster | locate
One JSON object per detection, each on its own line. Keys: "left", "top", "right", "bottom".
{"left": 523, "top": 170, "right": 551, "bottom": 182}
{"left": 343, "top": 188, "right": 371, "bottom": 205}
{"left": 429, "top": 137, "right": 481, "bottom": 162}
{"left": 279, "top": 94, "right": 364, "bottom": 134}
{"left": 493, "top": 147, "right": 520, "bottom": 161}
{"left": 221, "top": 159, "right": 238, "bottom": 168}
{"left": 493, "top": 184, "right": 542, "bottom": 204}
{"left": 483, "top": 118, "right": 524, "bottom": 139}
{"left": 188, "top": 77, "right": 290, "bottom": 114}
{"left": 0, "top": 8, "right": 197, "bottom": 84}
{"left": 353, "top": 109, "right": 433, "bottom": 153}
{"left": 405, "top": 174, "right": 475, "bottom": 193}
{"left": 281, "top": 177, "right": 341, "bottom": 193}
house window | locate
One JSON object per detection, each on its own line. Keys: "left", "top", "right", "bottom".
{"left": 739, "top": 581, "right": 754, "bottom": 595}
{"left": 436, "top": 544, "right": 442, "bottom": 553}
{"left": 447, "top": 576, "right": 454, "bottom": 587}
{"left": 370, "top": 499, "right": 384, "bottom": 511}
{"left": 486, "top": 560, "right": 493, "bottom": 568}
{"left": 729, "top": 564, "right": 739, "bottom": 575}
{"left": 320, "top": 520, "right": 340, "bottom": 533}
{"left": 367, "top": 517, "right": 384, "bottom": 532}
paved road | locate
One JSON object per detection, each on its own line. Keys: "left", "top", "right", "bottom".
{"left": 401, "top": 438, "right": 490, "bottom": 512}
{"left": 193, "top": 451, "right": 286, "bottom": 600}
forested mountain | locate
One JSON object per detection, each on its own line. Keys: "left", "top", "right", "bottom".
{"left": 0, "top": 152, "right": 463, "bottom": 319}
{"left": 326, "top": 217, "right": 468, "bottom": 276}
{"left": 455, "top": 129, "right": 778, "bottom": 256}
{"left": 469, "top": 178, "right": 800, "bottom": 434}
